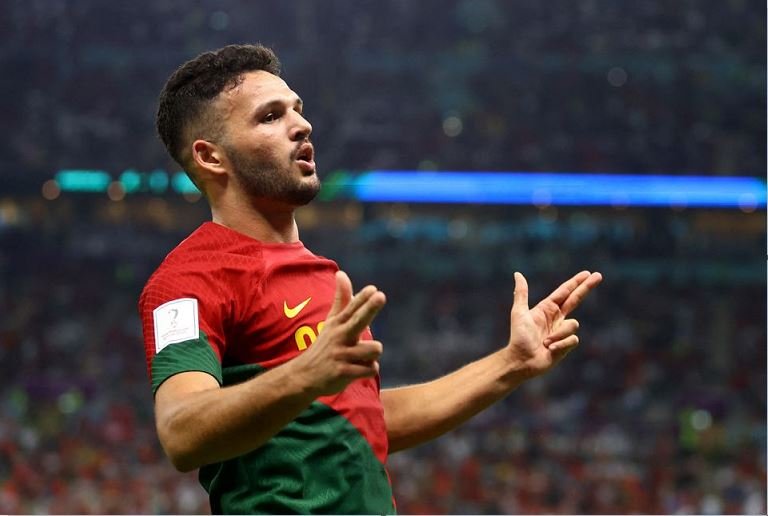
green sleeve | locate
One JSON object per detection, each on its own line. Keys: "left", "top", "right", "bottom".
{"left": 151, "top": 330, "right": 223, "bottom": 394}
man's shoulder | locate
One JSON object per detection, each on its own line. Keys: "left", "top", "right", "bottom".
{"left": 161, "top": 222, "right": 269, "bottom": 271}
{"left": 148, "top": 225, "right": 225, "bottom": 278}
{"left": 140, "top": 223, "right": 265, "bottom": 304}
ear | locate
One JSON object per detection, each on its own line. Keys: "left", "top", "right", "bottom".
{"left": 191, "top": 139, "right": 229, "bottom": 177}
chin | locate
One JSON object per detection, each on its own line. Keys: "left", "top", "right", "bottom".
{"left": 288, "top": 182, "right": 321, "bottom": 206}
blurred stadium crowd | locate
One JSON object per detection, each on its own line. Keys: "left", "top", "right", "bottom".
{"left": 0, "top": 200, "right": 764, "bottom": 513}
{"left": 2, "top": 0, "right": 764, "bottom": 193}
{"left": 1, "top": 0, "right": 765, "bottom": 514}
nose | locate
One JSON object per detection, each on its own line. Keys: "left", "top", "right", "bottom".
{"left": 290, "top": 110, "right": 312, "bottom": 141}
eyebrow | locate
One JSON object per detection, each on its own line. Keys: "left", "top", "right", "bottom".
{"left": 252, "top": 96, "right": 304, "bottom": 117}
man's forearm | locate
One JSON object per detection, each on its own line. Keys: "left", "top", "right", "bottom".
{"left": 155, "top": 363, "right": 319, "bottom": 472}
{"left": 381, "top": 349, "right": 534, "bottom": 453}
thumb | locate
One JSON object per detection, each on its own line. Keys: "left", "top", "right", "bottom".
{"left": 328, "top": 270, "right": 353, "bottom": 317}
{"left": 513, "top": 272, "right": 529, "bottom": 313}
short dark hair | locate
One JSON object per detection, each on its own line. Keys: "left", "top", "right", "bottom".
{"left": 156, "top": 44, "right": 281, "bottom": 172}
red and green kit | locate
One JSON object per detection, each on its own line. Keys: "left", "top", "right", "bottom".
{"left": 139, "top": 222, "right": 395, "bottom": 514}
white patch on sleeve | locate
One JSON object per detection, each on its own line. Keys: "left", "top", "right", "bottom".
{"left": 153, "top": 298, "right": 200, "bottom": 353}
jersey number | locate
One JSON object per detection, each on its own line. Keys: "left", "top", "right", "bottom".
{"left": 294, "top": 321, "right": 325, "bottom": 350}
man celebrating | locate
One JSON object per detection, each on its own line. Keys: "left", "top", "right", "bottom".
{"left": 139, "top": 44, "right": 602, "bottom": 514}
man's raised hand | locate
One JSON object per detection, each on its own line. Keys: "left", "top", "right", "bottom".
{"left": 506, "top": 270, "right": 602, "bottom": 376}
{"left": 290, "top": 271, "right": 386, "bottom": 396}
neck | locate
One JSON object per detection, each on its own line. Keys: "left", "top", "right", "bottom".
{"left": 210, "top": 197, "right": 300, "bottom": 244}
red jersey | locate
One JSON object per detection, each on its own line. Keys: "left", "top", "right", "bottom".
{"left": 138, "top": 222, "right": 394, "bottom": 514}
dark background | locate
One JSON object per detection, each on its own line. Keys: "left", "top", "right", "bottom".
{"left": 0, "top": 1, "right": 765, "bottom": 513}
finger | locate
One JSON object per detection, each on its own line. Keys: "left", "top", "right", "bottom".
{"left": 328, "top": 271, "right": 353, "bottom": 317}
{"left": 545, "top": 270, "right": 591, "bottom": 307}
{"left": 335, "top": 284, "right": 379, "bottom": 324}
{"left": 543, "top": 319, "right": 579, "bottom": 347}
{"left": 346, "top": 340, "right": 383, "bottom": 360}
{"left": 560, "top": 272, "right": 603, "bottom": 316}
{"left": 344, "top": 291, "right": 386, "bottom": 336}
{"left": 548, "top": 334, "right": 579, "bottom": 354}
{"left": 512, "top": 272, "right": 529, "bottom": 313}
{"left": 350, "top": 358, "right": 377, "bottom": 367}
{"left": 341, "top": 361, "right": 379, "bottom": 380}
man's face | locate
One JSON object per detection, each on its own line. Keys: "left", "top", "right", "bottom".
{"left": 216, "top": 70, "right": 319, "bottom": 206}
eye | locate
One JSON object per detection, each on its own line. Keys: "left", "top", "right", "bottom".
{"left": 262, "top": 112, "right": 278, "bottom": 123}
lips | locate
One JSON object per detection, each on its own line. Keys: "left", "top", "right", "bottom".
{"left": 294, "top": 142, "right": 315, "bottom": 173}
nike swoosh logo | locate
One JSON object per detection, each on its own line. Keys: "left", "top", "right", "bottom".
{"left": 284, "top": 297, "right": 311, "bottom": 318}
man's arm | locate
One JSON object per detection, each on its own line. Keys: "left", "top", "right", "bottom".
{"left": 382, "top": 270, "right": 602, "bottom": 453}
{"left": 153, "top": 271, "right": 386, "bottom": 472}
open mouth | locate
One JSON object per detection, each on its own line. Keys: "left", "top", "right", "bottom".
{"left": 295, "top": 143, "right": 316, "bottom": 173}
{"left": 295, "top": 142, "right": 314, "bottom": 162}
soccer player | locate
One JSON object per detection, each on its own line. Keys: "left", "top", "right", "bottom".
{"left": 139, "top": 44, "right": 602, "bottom": 514}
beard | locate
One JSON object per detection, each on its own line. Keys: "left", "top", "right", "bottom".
{"left": 225, "top": 143, "right": 320, "bottom": 206}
